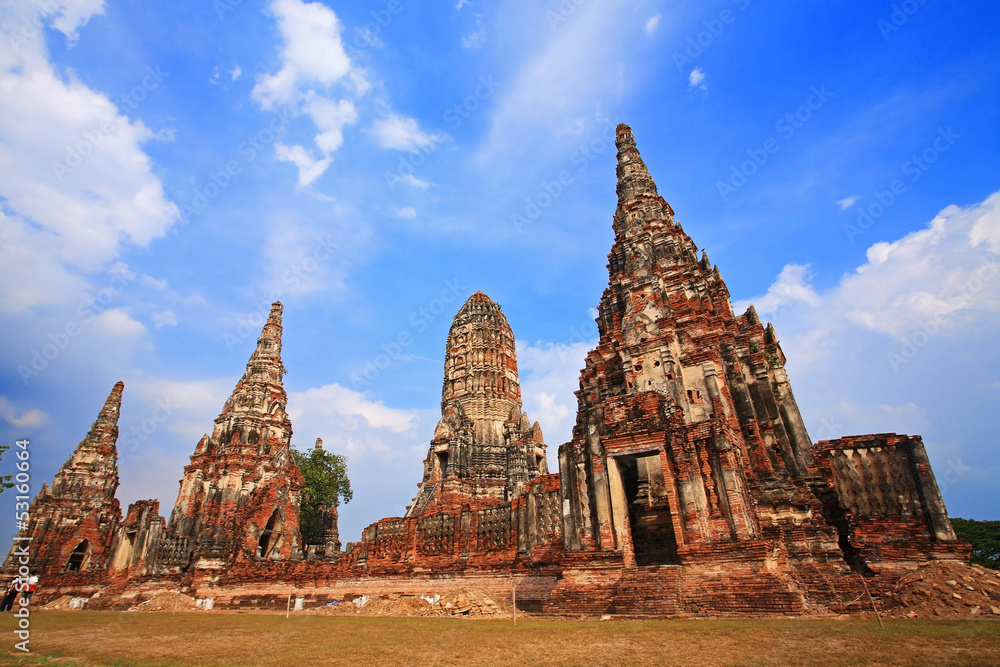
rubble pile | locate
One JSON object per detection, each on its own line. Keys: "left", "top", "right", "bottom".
{"left": 307, "top": 588, "right": 514, "bottom": 618}
{"left": 882, "top": 562, "right": 1000, "bottom": 619}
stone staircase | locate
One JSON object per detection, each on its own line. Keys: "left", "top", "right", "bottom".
{"left": 542, "top": 566, "right": 683, "bottom": 616}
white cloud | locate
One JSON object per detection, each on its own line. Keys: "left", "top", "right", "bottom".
{"left": 837, "top": 196, "right": 858, "bottom": 210}
{"left": 303, "top": 94, "right": 357, "bottom": 153}
{"left": 275, "top": 142, "right": 333, "bottom": 189}
{"left": 49, "top": 0, "right": 107, "bottom": 44}
{"left": 689, "top": 67, "right": 707, "bottom": 89}
{"left": 369, "top": 114, "right": 446, "bottom": 152}
{"left": 152, "top": 311, "right": 177, "bottom": 328}
{"left": 286, "top": 383, "right": 435, "bottom": 537}
{"left": 392, "top": 206, "right": 417, "bottom": 220}
{"left": 252, "top": 0, "right": 367, "bottom": 185}
{"left": 0, "top": 397, "right": 48, "bottom": 429}
{"left": 0, "top": 211, "right": 89, "bottom": 314}
{"left": 517, "top": 339, "right": 595, "bottom": 446}
{"left": 645, "top": 14, "right": 661, "bottom": 36}
{"left": 397, "top": 174, "right": 431, "bottom": 190}
{"left": 94, "top": 308, "right": 147, "bottom": 338}
{"left": 0, "top": 17, "right": 180, "bottom": 276}
{"left": 732, "top": 264, "right": 820, "bottom": 318}
{"left": 743, "top": 192, "right": 1000, "bottom": 342}
{"left": 289, "top": 383, "right": 416, "bottom": 434}
{"left": 0, "top": 0, "right": 179, "bottom": 349}
{"left": 141, "top": 274, "right": 168, "bottom": 290}
{"left": 252, "top": 0, "right": 356, "bottom": 108}
{"left": 230, "top": 65, "right": 242, "bottom": 81}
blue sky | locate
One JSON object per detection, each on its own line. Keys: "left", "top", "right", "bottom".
{"left": 1, "top": 0, "right": 998, "bottom": 546}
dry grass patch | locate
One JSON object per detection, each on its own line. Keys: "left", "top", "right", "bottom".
{"left": 0, "top": 612, "right": 996, "bottom": 666}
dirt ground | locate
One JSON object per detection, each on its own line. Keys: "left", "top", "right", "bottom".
{"left": 0, "top": 612, "right": 997, "bottom": 666}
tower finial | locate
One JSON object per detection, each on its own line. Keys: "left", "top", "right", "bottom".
{"left": 615, "top": 124, "right": 659, "bottom": 205}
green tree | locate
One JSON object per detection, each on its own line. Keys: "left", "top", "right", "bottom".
{"left": 0, "top": 443, "right": 14, "bottom": 493}
{"left": 951, "top": 517, "right": 1000, "bottom": 570}
{"left": 292, "top": 446, "right": 353, "bottom": 546}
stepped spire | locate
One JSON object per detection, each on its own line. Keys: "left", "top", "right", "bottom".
{"left": 4, "top": 381, "right": 124, "bottom": 576}
{"left": 407, "top": 291, "right": 547, "bottom": 514}
{"left": 442, "top": 291, "right": 521, "bottom": 446}
{"left": 612, "top": 124, "right": 675, "bottom": 240}
{"left": 217, "top": 302, "right": 289, "bottom": 431}
{"left": 52, "top": 380, "right": 123, "bottom": 498}
{"left": 167, "top": 301, "right": 303, "bottom": 562}
{"left": 615, "top": 124, "right": 659, "bottom": 205}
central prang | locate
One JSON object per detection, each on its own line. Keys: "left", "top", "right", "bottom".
{"left": 407, "top": 291, "right": 547, "bottom": 516}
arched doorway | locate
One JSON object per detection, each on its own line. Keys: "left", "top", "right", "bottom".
{"left": 66, "top": 540, "right": 90, "bottom": 572}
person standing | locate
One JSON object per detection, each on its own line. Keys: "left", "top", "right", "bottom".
{"left": 0, "top": 580, "right": 18, "bottom": 612}
{"left": 20, "top": 576, "right": 37, "bottom": 606}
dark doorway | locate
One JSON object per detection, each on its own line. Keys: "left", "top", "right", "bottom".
{"left": 435, "top": 451, "right": 449, "bottom": 478}
{"left": 258, "top": 509, "right": 283, "bottom": 559}
{"left": 620, "top": 454, "right": 679, "bottom": 565}
{"left": 66, "top": 540, "right": 89, "bottom": 572}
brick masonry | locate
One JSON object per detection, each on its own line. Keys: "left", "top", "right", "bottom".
{"left": 2, "top": 125, "right": 971, "bottom": 617}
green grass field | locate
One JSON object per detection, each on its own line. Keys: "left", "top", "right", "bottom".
{"left": 0, "top": 612, "right": 997, "bottom": 666}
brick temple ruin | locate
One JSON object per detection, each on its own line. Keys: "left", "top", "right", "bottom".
{"left": 3, "top": 125, "right": 971, "bottom": 616}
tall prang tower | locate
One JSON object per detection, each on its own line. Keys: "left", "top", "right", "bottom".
{"left": 559, "top": 124, "right": 842, "bottom": 566}
{"left": 2, "top": 382, "right": 124, "bottom": 576}
{"left": 407, "top": 292, "right": 548, "bottom": 515}
{"left": 167, "top": 302, "right": 305, "bottom": 564}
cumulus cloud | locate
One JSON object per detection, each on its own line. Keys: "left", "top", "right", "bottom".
{"left": 94, "top": 308, "right": 147, "bottom": 338}
{"left": 289, "top": 383, "right": 416, "bottom": 434}
{"left": 303, "top": 94, "right": 358, "bottom": 154}
{"left": 0, "top": 0, "right": 178, "bottom": 391}
{"left": 252, "top": 0, "right": 369, "bottom": 186}
{"left": 0, "top": 397, "right": 48, "bottom": 429}
{"left": 396, "top": 174, "right": 431, "bottom": 190}
{"left": 0, "top": 8, "right": 179, "bottom": 277}
{"left": 369, "top": 114, "right": 446, "bottom": 153}
{"left": 743, "top": 192, "right": 1000, "bottom": 342}
{"left": 252, "top": 0, "right": 357, "bottom": 108}
{"left": 275, "top": 142, "right": 333, "bottom": 189}
{"left": 48, "top": 0, "right": 107, "bottom": 44}
{"left": 689, "top": 67, "right": 707, "bottom": 90}
{"left": 517, "top": 339, "right": 595, "bottom": 446}
{"left": 732, "top": 264, "right": 820, "bottom": 318}
{"left": 0, "top": 211, "right": 89, "bottom": 314}
{"left": 738, "top": 191, "right": 1000, "bottom": 516}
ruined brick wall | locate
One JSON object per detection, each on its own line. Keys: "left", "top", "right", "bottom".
{"left": 108, "top": 500, "right": 165, "bottom": 576}
{"left": 813, "top": 434, "right": 968, "bottom": 565}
